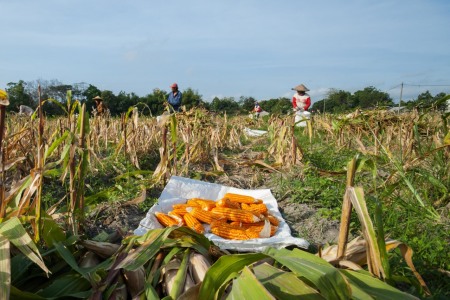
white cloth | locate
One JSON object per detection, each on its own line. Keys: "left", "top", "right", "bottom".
{"left": 134, "top": 176, "right": 310, "bottom": 252}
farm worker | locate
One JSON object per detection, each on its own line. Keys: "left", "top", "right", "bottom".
{"left": 93, "top": 95, "right": 106, "bottom": 116}
{"left": 253, "top": 101, "right": 263, "bottom": 118}
{"left": 167, "top": 83, "right": 182, "bottom": 112}
{"left": 292, "top": 84, "right": 311, "bottom": 127}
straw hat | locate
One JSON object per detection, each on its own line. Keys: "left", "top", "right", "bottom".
{"left": 292, "top": 84, "right": 310, "bottom": 92}
{"left": 0, "top": 89, "right": 10, "bottom": 106}
{"left": 93, "top": 96, "right": 103, "bottom": 101}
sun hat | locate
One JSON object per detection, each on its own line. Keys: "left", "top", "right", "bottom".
{"left": 93, "top": 96, "right": 103, "bottom": 101}
{"left": 292, "top": 84, "right": 310, "bottom": 92}
{"left": 170, "top": 83, "right": 178, "bottom": 88}
{"left": 0, "top": 89, "right": 10, "bottom": 106}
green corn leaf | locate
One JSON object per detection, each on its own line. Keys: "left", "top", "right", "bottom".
{"left": 253, "top": 263, "right": 325, "bottom": 300}
{"left": 199, "top": 252, "right": 267, "bottom": 300}
{"left": 0, "top": 235, "right": 11, "bottom": 300}
{"left": 41, "top": 212, "right": 66, "bottom": 248}
{"left": 227, "top": 266, "right": 275, "bottom": 300}
{"left": 10, "top": 286, "right": 46, "bottom": 300}
{"left": 44, "top": 131, "right": 69, "bottom": 161}
{"left": 0, "top": 217, "right": 49, "bottom": 275}
{"left": 116, "top": 228, "right": 174, "bottom": 270}
{"left": 341, "top": 269, "right": 419, "bottom": 300}
{"left": 170, "top": 248, "right": 190, "bottom": 299}
{"left": 265, "top": 248, "right": 351, "bottom": 300}
{"left": 35, "top": 273, "right": 91, "bottom": 298}
{"left": 346, "top": 187, "right": 384, "bottom": 279}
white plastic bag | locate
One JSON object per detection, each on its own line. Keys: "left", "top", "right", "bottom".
{"left": 295, "top": 111, "right": 311, "bottom": 127}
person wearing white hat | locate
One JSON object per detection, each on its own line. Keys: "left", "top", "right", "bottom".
{"left": 292, "top": 84, "right": 311, "bottom": 127}
{"left": 167, "top": 83, "right": 182, "bottom": 112}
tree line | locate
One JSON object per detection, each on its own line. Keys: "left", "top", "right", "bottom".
{"left": 4, "top": 79, "right": 448, "bottom": 117}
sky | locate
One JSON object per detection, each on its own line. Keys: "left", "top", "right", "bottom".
{"left": 1, "top": 0, "right": 450, "bottom": 103}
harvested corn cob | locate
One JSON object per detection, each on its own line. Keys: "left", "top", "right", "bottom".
{"left": 171, "top": 207, "right": 188, "bottom": 216}
{"left": 266, "top": 213, "right": 279, "bottom": 226}
{"left": 189, "top": 207, "right": 218, "bottom": 224}
{"left": 229, "top": 221, "right": 278, "bottom": 236}
{"left": 216, "top": 197, "right": 241, "bottom": 209}
{"left": 168, "top": 211, "right": 185, "bottom": 226}
{"left": 241, "top": 203, "right": 268, "bottom": 215}
{"left": 211, "top": 207, "right": 261, "bottom": 223}
{"left": 173, "top": 203, "right": 200, "bottom": 209}
{"left": 210, "top": 218, "right": 228, "bottom": 229}
{"left": 183, "top": 213, "right": 205, "bottom": 234}
{"left": 155, "top": 212, "right": 179, "bottom": 227}
{"left": 211, "top": 224, "right": 259, "bottom": 240}
{"left": 222, "top": 193, "right": 262, "bottom": 204}
{"left": 190, "top": 198, "right": 217, "bottom": 211}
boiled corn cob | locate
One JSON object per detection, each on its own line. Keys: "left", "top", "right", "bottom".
{"left": 155, "top": 212, "right": 179, "bottom": 227}
{"left": 241, "top": 203, "right": 268, "bottom": 215}
{"left": 211, "top": 207, "right": 261, "bottom": 223}
{"left": 183, "top": 213, "right": 205, "bottom": 234}
{"left": 223, "top": 193, "right": 262, "bottom": 204}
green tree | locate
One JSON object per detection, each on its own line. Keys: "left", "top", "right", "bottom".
{"left": 6, "top": 81, "right": 34, "bottom": 112}
{"left": 353, "top": 86, "right": 393, "bottom": 109}
{"left": 101, "top": 90, "right": 117, "bottom": 115}
{"left": 210, "top": 97, "right": 240, "bottom": 115}
{"left": 260, "top": 97, "right": 291, "bottom": 114}
{"left": 312, "top": 89, "right": 352, "bottom": 113}
{"left": 239, "top": 96, "right": 257, "bottom": 113}
{"left": 182, "top": 88, "right": 204, "bottom": 110}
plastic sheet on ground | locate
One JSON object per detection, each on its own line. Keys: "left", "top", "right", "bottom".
{"left": 134, "top": 176, "right": 310, "bottom": 252}
{"left": 244, "top": 127, "right": 268, "bottom": 137}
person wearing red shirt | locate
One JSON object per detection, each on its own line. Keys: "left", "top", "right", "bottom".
{"left": 292, "top": 84, "right": 311, "bottom": 126}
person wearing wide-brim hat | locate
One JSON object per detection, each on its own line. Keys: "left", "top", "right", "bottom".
{"left": 291, "top": 84, "right": 311, "bottom": 112}
{"left": 292, "top": 84, "right": 311, "bottom": 127}
{"left": 93, "top": 95, "right": 106, "bottom": 116}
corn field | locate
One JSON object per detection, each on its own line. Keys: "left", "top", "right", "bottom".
{"left": 0, "top": 90, "right": 449, "bottom": 299}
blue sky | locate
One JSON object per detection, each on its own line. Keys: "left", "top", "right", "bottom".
{"left": 1, "top": 0, "right": 450, "bottom": 103}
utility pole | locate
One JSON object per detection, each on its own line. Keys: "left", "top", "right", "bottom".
{"left": 398, "top": 82, "right": 403, "bottom": 114}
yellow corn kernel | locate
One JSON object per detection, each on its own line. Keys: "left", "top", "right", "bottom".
{"left": 241, "top": 203, "right": 268, "bottom": 215}
{"left": 222, "top": 193, "right": 261, "bottom": 204}
{"left": 211, "top": 207, "right": 261, "bottom": 223}
{"left": 216, "top": 198, "right": 241, "bottom": 210}
{"left": 155, "top": 212, "right": 179, "bottom": 227}
{"left": 168, "top": 211, "right": 185, "bottom": 226}
{"left": 183, "top": 213, "right": 205, "bottom": 234}
{"left": 171, "top": 208, "right": 188, "bottom": 216}
{"left": 211, "top": 224, "right": 259, "bottom": 240}
{"left": 173, "top": 203, "right": 200, "bottom": 210}
{"left": 190, "top": 207, "right": 218, "bottom": 224}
